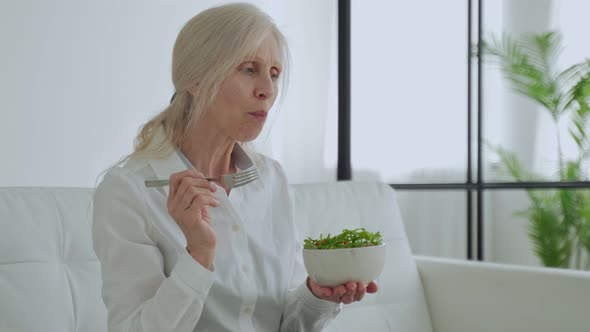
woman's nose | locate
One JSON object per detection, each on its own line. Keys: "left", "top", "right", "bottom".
{"left": 254, "top": 75, "right": 275, "bottom": 100}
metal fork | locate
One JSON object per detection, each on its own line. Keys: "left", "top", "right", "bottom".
{"left": 144, "top": 167, "right": 259, "bottom": 189}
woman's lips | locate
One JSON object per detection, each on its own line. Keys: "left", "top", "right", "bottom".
{"left": 248, "top": 111, "right": 267, "bottom": 121}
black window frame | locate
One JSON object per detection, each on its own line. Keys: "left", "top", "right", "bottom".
{"left": 336, "top": 0, "right": 590, "bottom": 260}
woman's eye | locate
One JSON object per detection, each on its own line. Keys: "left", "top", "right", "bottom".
{"left": 271, "top": 73, "right": 280, "bottom": 81}
{"left": 243, "top": 67, "right": 255, "bottom": 74}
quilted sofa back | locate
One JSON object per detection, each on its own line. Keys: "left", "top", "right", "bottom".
{"left": 0, "top": 183, "right": 433, "bottom": 332}
{"left": 0, "top": 188, "right": 107, "bottom": 332}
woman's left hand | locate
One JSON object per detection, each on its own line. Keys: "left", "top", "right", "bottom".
{"left": 307, "top": 277, "right": 378, "bottom": 304}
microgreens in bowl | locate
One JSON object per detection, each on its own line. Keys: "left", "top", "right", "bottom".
{"left": 303, "top": 228, "right": 382, "bottom": 249}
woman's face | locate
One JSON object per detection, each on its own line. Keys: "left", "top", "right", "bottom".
{"left": 204, "top": 35, "right": 282, "bottom": 142}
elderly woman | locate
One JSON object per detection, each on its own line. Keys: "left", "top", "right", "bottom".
{"left": 92, "top": 3, "right": 377, "bottom": 331}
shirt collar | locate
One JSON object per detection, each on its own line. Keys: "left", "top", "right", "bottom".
{"left": 146, "top": 128, "right": 257, "bottom": 196}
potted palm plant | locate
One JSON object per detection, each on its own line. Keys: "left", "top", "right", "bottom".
{"left": 481, "top": 31, "right": 590, "bottom": 270}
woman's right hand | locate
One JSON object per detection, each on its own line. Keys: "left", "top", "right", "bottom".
{"left": 167, "top": 169, "right": 220, "bottom": 270}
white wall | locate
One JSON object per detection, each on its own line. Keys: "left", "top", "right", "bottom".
{"left": 1, "top": 1, "right": 205, "bottom": 186}
{"left": 0, "top": 0, "right": 338, "bottom": 187}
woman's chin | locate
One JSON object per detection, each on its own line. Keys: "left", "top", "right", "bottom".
{"left": 238, "top": 134, "right": 261, "bottom": 143}
{"left": 236, "top": 127, "right": 263, "bottom": 142}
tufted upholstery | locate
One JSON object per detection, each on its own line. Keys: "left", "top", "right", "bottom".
{"left": 291, "top": 182, "right": 433, "bottom": 332}
{"left": 0, "top": 183, "right": 432, "bottom": 332}
{"left": 0, "top": 188, "right": 107, "bottom": 332}
{"left": 2, "top": 183, "right": 589, "bottom": 332}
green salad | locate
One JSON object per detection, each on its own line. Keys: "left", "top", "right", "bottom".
{"left": 303, "top": 228, "right": 383, "bottom": 249}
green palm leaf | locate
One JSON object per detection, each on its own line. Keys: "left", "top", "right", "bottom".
{"left": 577, "top": 191, "right": 590, "bottom": 269}
{"left": 558, "top": 162, "right": 583, "bottom": 238}
{"left": 558, "top": 62, "right": 590, "bottom": 110}
{"left": 567, "top": 63, "right": 590, "bottom": 152}
{"left": 525, "top": 193, "right": 571, "bottom": 268}
{"left": 490, "top": 144, "right": 572, "bottom": 266}
{"left": 489, "top": 144, "right": 544, "bottom": 201}
{"left": 482, "top": 32, "right": 563, "bottom": 118}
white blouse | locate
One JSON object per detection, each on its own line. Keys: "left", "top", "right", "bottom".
{"left": 91, "top": 139, "right": 341, "bottom": 332}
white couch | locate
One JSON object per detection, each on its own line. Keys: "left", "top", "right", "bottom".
{"left": 1, "top": 183, "right": 589, "bottom": 332}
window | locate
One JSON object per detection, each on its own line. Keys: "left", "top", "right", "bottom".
{"left": 340, "top": 0, "right": 590, "bottom": 268}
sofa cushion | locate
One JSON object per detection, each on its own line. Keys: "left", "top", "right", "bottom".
{"left": 0, "top": 188, "right": 107, "bottom": 332}
{"left": 291, "top": 182, "right": 433, "bottom": 332}
{"left": 0, "top": 183, "right": 432, "bottom": 332}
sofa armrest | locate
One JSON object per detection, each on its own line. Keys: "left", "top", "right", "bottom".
{"left": 414, "top": 256, "right": 590, "bottom": 332}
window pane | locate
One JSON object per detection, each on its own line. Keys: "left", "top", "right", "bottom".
{"left": 351, "top": 0, "right": 468, "bottom": 183}
{"left": 482, "top": 1, "right": 590, "bottom": 183}
{"left": 397, "top": 190, "right": 466, "bottom": 259}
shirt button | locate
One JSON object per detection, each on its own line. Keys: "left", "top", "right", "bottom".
{"left": 232, "top": 224, "right": 240, "bottom": 232}
{"left": 244, "top": 306, "right": 252, "bottom": 314}
{"left": 242, "top": 265, "right": 249, "bottom": 273}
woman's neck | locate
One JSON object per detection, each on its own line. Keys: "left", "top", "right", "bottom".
{"left": 179, "top": 120, "right": 237, "bottom": 179}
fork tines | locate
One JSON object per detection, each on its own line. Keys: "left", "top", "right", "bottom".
{"left": 224, "top": 168, "right": 259, "bottom": 189}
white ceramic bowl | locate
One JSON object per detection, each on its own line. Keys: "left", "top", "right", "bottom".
{"left": 302, "top": 244, "right": 386, "bottom": 287}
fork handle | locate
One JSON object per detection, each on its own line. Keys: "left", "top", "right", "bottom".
{"left": 144, "top": 177, "right": 218, "bottom": 188}
{"left": 144, "top": 180, "right": 171, "bottom": 187}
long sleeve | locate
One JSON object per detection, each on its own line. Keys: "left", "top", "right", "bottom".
{"left": 279, "top": 249, "right": 342, "bottom": 331}
{"left": 92, "top": 169, "right": 213, "bottom": 332}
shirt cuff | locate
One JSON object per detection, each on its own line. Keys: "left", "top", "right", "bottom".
{"left": 171, "top": 250, "right": 214, "bottom": 296}
{"left": 294, "top": 280, "right": 343, "bottom": 311}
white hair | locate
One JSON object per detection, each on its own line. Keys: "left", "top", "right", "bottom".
{"left": 133, "top": 2, "right": 290, "bottom": 159}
